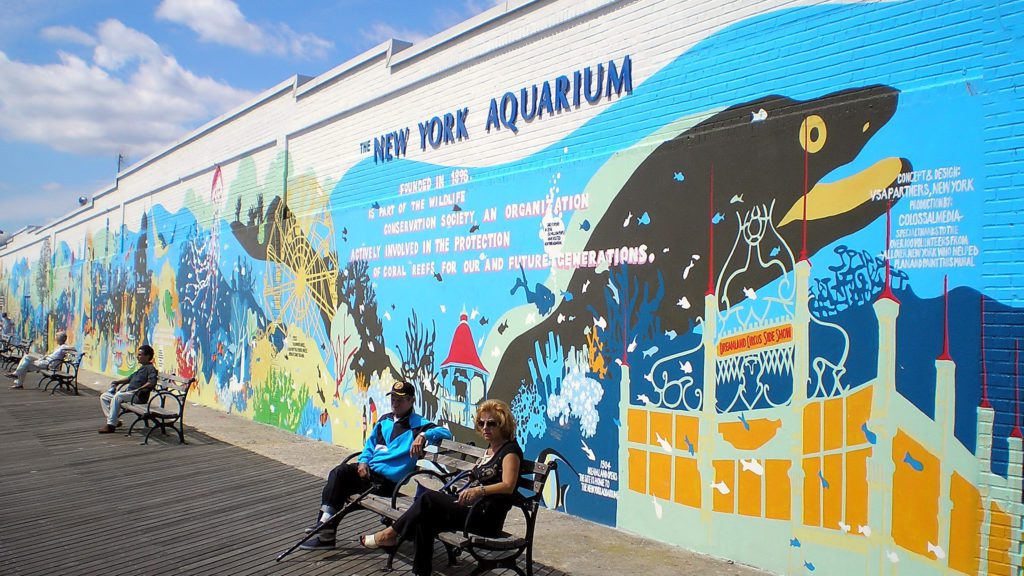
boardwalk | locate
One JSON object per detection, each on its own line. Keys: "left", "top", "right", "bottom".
{"left": 0, "top": 383, "right": 564, "bottom": 576}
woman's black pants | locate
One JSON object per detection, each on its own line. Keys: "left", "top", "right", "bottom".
{"left": 392, "top": 490, "right": 498, "bottom": 576}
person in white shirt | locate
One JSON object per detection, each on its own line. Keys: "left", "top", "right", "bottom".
{"left": 7, "top": 332, "right": 75, "bottom": 389}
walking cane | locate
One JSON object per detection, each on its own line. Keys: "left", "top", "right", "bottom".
{"left": 275, "top": 483, "right": 380, "bottom": 562}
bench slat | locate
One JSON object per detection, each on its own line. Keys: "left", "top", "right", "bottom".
{"left": 428, "top": 453, "right": 477, "bottom": 472}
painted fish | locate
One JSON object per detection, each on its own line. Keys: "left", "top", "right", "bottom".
{"left": 903, "top": 452, "right": 924, "bottom": 471}
{"left": 790, "top": 538, "right": 801, "bottom": 548}
{"left": 642, "top": 346, "right": 659, "bottom": 358}
{"left": 637, "top": 211, "right": 651, "bottom": 225}
{"left": 927, "top": 542, "right": 945, "bottom": 560}
{"left": 861, "top": 422, "right": 877, "bottom": 444}
{"left": 581, "top": 439, "right": 595, "bottom": 461}
{"left": 655, "top": 433, "right": 672, "bottom": 454}
{"left": 711, "top": 212, "right": 725, "bottom": 224}
{"left": 673, "top": 172, "right": 684, "bottom": 182}
{"left": 740, "top": 458, "right": 764, "bottom": 476}
{"left": 580, "top": 219, "right": 591, "bottom": 231}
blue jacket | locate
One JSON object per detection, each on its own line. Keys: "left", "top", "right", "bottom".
{"left": 359, "top": 412, "right": 453, "bottom": 483}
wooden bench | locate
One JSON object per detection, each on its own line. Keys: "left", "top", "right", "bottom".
{"left": 338, "top": 438, "right": 555, "bottom": 576}
{"left": 38, "top": 350, "right": 85, "bottom": 395}
{"left": 121, "top": 374, "right": 196, "bottom": 444}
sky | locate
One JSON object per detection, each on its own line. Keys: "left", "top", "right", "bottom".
{"left": 0, "top": 0, "right": 500, "bottom": 236}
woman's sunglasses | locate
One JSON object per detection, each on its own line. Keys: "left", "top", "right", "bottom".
{"left": 476, "top": 419, "right": 499, "bottom": 429}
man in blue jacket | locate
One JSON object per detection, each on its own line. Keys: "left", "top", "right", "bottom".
{"left": 301, "top": 380, "right": 452, "bottom": 550}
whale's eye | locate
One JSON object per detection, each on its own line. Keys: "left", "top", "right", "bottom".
{"left": 799, "top": 115, "right": 827, "bottom": 154}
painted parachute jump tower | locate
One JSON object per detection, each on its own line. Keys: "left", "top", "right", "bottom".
{"left": 616, "top": 173, "right": 1023, "bottom": 573}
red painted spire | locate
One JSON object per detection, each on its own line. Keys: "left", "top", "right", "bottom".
{"left": 980, "top": 294, "right": 992, "bottom": 408}
{"left": 441, "top": 313, "right": 488, "bottom": 374}
{"left": 876, "top": 199, "right": 899, "bottom": 303}
{"left": 706, "top": 164, "right": 715, "bottom": 297}
{"left": 1013, "top": 340, "right": 1022, "bottom": 438}
{"left": 938, "top": 276, "right": 952, "bottom": 361}
{"left": 800, "top": 119, "right": 809, "bottom": 262}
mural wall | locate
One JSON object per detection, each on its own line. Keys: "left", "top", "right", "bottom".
{"left": 2, "top": 1, "right": 1023, "bottom": 574}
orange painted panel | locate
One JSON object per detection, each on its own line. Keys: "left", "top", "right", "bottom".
{"left": 718, "top": 418, "right": 782, "bottom": 450}
{"left": 738, "top": 460, "right": 762, "bottom": 517}
{"left": 674, "top": 457, "right": 701, "bottom": 508}
{"left": 845, "top": 386, "right": 873, "bottom": 446}
{"left": 628, "top": 448, "right": 647, "bottom": 494}
{"left": 650, "top": 411, "right": 672, "bottom": 449}
{"left": 712, "top": 460, "right": 734, "bottom": 513}
{"left": 627, "top": 409, "right": 647, "bottom": 444}
{"left": 804, "top": 402, "right": 821, "bottom": 455}
{"left": 675, "top": 414, "right": 699, "bottom": 454}
{"left": 845, "top": 448, "right": 870, "bottom": 533}
{"left": 824, "top": 397, "right": 844, "bottom": 451}
{"left": 823, "top": 453, "right": 844, "bottom": 530}
{"left": 803, "top": 457, "right": 821, "bottom": 526}
{"left": 948, "top": 472, "right": 980, "bottom": 575}
{"left": 765, "top": 460, "right": 791, "bottom": 520}
{"left": 988, "top": 501, "right": 1012, "bottom": 576}
{"left": 891, "top": 430, "right": 939, "bottom": 556}
{"left": 649, "top": 452, "right": 672, "bottom": 500}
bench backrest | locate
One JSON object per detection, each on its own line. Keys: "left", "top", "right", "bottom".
{"left": 159, "top": 374, "right": 196, "bottom": 397}
{"left": 58, "top": 351, "right": 84, "bottom": 373}
{"left": 431, "top": 439, "right": 556, "bottom": 500}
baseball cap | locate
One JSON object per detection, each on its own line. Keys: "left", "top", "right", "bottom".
{"left": 387, "top": 381, "right": 416, "bottom": 397}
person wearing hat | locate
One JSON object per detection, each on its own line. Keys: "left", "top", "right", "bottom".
{"left": 300, "top": 380, "right": 452, "bottom": 550}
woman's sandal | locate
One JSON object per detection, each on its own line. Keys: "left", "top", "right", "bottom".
{"left": 359, "top": 532, "right": 397, "bottom": 550}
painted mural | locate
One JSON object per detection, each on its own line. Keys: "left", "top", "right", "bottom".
{"left": 2, "top": 1, "right": 1022, "bottom": 574}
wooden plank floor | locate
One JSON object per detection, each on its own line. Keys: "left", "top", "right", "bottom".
{"left": 0, "top": 382, "right": 564, "bottom": 576}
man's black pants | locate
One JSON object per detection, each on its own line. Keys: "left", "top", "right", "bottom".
{"left": 320, "top": 462, "right": 395, "bottom": 527}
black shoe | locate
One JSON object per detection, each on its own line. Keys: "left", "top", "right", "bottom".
{"left": 298, "top": 535, "right": 336, "bottom": 550}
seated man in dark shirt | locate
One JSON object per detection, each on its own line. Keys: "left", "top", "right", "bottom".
{"left": 98, "top": 345, "right": 159, "bottom": 433}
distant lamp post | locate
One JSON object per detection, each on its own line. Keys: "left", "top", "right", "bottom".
{"left": 78, "top": 196, "right": 88, "bottom": 206}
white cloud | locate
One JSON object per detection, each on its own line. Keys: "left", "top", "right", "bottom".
{"left": 156, "top": 0, "right": 333, "bottom": 59}
{"left": 358, "top": 1, "right": 503, "bottom": 48}
{"left": 41, "top": 182, "right": 62, "bottom": 192}
{"left": 40, "top": 25, "right": 96, "bottom": 46}
{"left": 358, "top": 22, "right": 428, "bottom": 45}
{"left": 0, "top": 19, "right": 254, "bottom": 157}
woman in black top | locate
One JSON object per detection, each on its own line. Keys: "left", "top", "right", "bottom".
{"left": 361, "top": 399, "right": 523, "bottom": 575}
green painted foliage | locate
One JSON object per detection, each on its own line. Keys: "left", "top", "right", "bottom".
{"left": 252, "top": 367, "right": 303, "bottom": 432}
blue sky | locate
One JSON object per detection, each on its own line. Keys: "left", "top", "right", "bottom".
{"left": 0, "top": 0, "right": 498, "bottom": 236}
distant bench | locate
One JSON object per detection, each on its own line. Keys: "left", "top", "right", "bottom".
{"left": 335, "top": 438, "right": 555, "bottom": 576}
{"left": 120, "top": 374, "right": 196, "bottom": 444}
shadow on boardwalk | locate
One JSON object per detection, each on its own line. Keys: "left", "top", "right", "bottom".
{"left": 0, "top": 383, "right": 564, "bottom": 576}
